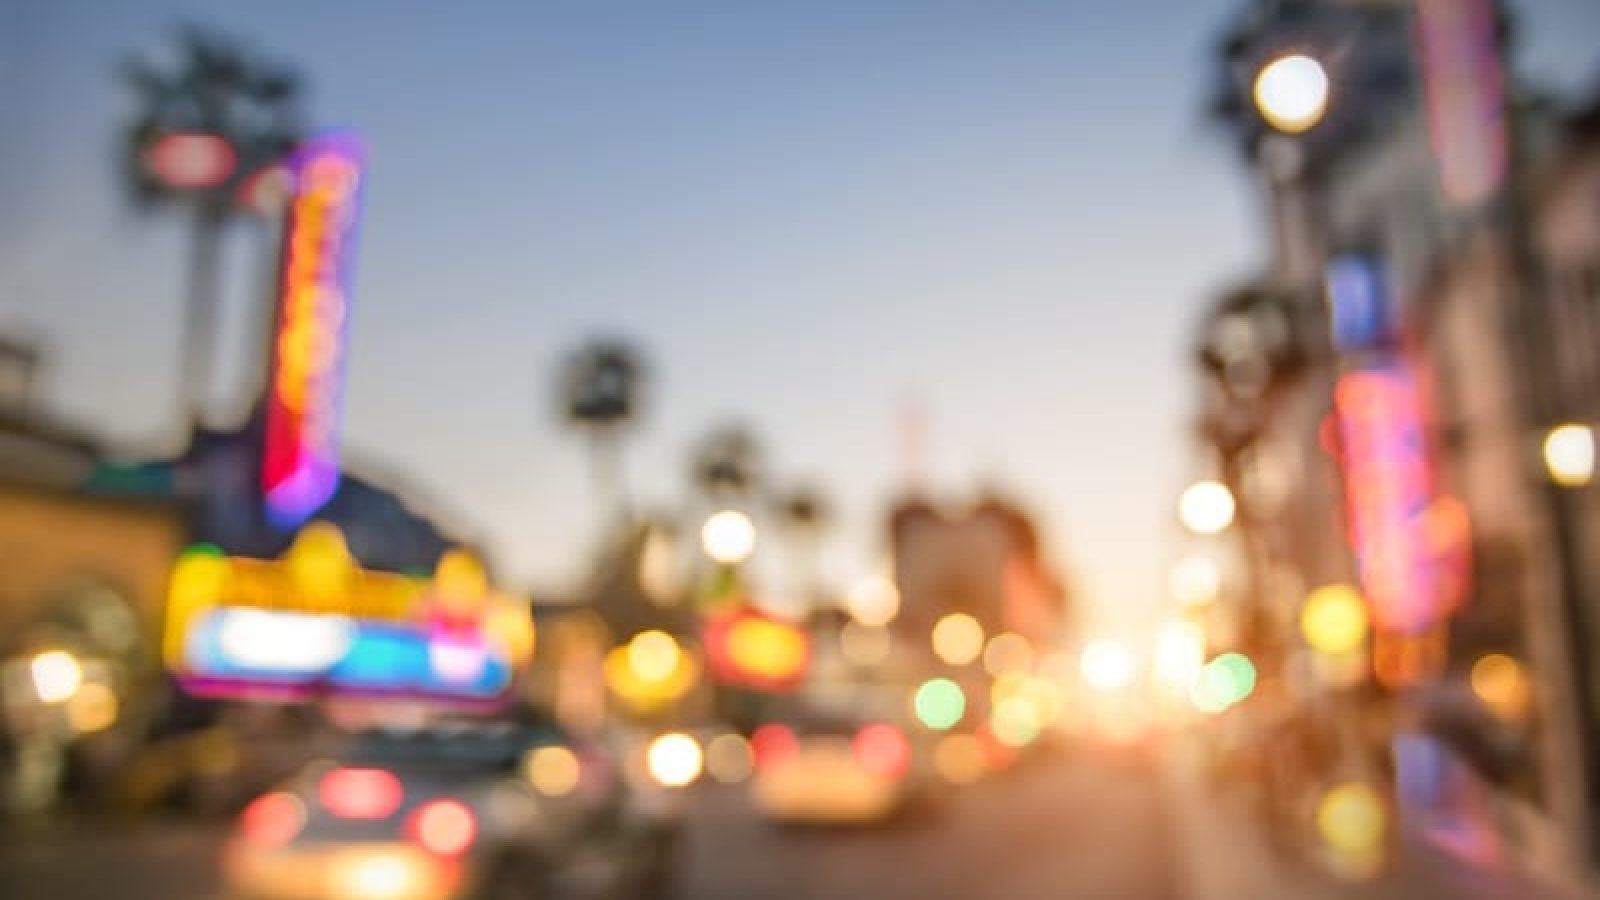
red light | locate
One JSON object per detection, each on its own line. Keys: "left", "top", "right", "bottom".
{"left": 239, "top": 791, "right": 305, "bottom": 848}
{"left": 750, "top": 724, "right": 798, "bottom": 769}
{"left": 409, "top": 799, "right": 477, "bottom": 856}
{"left": 853, "top": 723, "right": 911, "bottom": 779}
{"left": 319, "top": 767, "right": 403, "bottom": 820}
{"left": 144, "top": 132, "right": 237, "bottom": 190}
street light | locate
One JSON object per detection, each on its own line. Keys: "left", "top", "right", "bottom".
{"left": 701, "top": 510, "right": 756, "bottom": 564}
{"left": 1300, "top": 584, "right": 1369, "bottom": 657}
{"left": 1178, "top": 480, "right": 1236, "bottom": 535}
{"left": 1253, "top": 53, "right": 1331, "bottom": 134}
{"left": 1543, "top": 423, "right": 1594, "bottom": 487}
{"left": 845, "top": 575, "right": 900, "bottom": 627}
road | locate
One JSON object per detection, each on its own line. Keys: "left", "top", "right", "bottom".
{"left": 0, "top": 753, "right": 1180, "bottom": 900}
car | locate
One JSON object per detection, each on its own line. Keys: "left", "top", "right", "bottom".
{"left": 221, "top": 709, "right": 679, "bottom": 900}
{"left": 748, "top": 710, "right": 928, "bottom": 826}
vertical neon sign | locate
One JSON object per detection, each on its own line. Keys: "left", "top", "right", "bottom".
{"left": 262, "top": 132, "right": 364, "bottom": 529}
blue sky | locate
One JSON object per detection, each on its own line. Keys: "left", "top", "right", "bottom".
{"left": 3, "top": 2, "right": 1597, "bottom": 632}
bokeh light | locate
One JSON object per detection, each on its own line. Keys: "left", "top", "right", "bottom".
{"left": 1080, "top": 638, "right": 1135, "bottom": 692}
{"left": 1253, "top": 53, "right": 1331, "bottom": 134}
{"left": 701, "top": 510, "right": 757, "bottom": 564}
{"left": 627, "top": 630, "right": 682, "bottom": 683}
{"left": 982, "top": 632, "right": 1033, "bottom": 676}
{"left": 931, "top": 613, "right": 985, "bottom": 666}
{"left": 1178, "top": 480, "right": 1236, "bottom": 535}
{"left": 991, "top": 696, "right": 1042, "bottom": 748}
{"left": 913, "top": 677, "right": 967, "bottom": 731}
{"left": 65, "top": 682, "right": 119, "bottom": 734}
{"left": 1317, "top": 782, "right": 1387, "bottom": 873}
{"left": 1471, "top": 653, "right": 1532, "bottom": 722}
{"left": 647, "top": 732, "right": 704, "bottom": 788}
{"left": 1300, "top": 584, "right": 1369, "bottom": 656}
{"left": 30, "top": 650, "right": 84, "bottom": 704}
{"left": 705, "top": 733, "right": 754, "bottom": 784}
{"left": 845, "top": 575, "right": 900, "bottom": 627}
{"left": 1543, "top": 424, "right": 1595, "bottom": 487}
{"left": 524, "top": 745, "right": 582, "bottom": 797}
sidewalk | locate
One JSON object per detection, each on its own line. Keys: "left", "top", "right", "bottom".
{"left": 1161, "top": 753, "right": 1598, "bottom": 900}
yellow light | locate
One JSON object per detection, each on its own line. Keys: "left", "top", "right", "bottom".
{"left": 1317, "top": 782, "right": 1386, "bottom": 864}
{"left": 65, "top": 682, "right": 119, "bottom": 733}
{"left": 1168, "top": 555, "right": 1221, "bottom": 607}
{"left": 524, "top": 745, "right": 581, "bottom": 797}
{"left": 1153, "top": 621, "right": 1206, "bottom": 689}
{"left": 701, "top": 510, "right": 756, "bottom": 564}
{"left": 433, "top": 549, "right": 490, "bottom": 620}
{"left": 982, "top": 632, "right": 1033, "bottom": 677}
{"left": 705, "top": 733, "right": 754, "bottom": 784}
{"left": 1178, "top": 480, "right": 1236, "bottom": 535}
{"left": 647, "top": 732, "right": 703, "bottom": 788}
{"left": 931, "top": 613, "right": 985, "bottom": 666}
{"left": 1300, "top": 584, "right": 1369, "bottom": 656}
{"left": 482, "top": 597, "right": 536, "bottom": 667}
{"left": 991, "top": 696, "right": 1041, "bottom": 748}
{"left": 163, "top": 548, "right": 232, "bottom": 666}
{"left": 933, "top": 734, "right": 985, "bottom": 785}
{"left": 845, "top": 575, "right": 900, "bottom": 627}
{"left": 285, "top": 523, "right": 355, "bottom": 603}
{"left": 1080, "top": 638, "right": 1135, "bottom": 693}
{"left": 627, "top": 630, "right": 682, "bottom": 683}
{"left": 726, "top": 617, "right": 808, "bottom": 680}
{"left": 1253, "top": 53, "right": 1331, "bottom": 134}
{"left": 603, "top": 643, "right": 698, "bottom": 710}
{"left": 30, "top": 650, "right": 83, "bottom": 704}
{"left": 839, "top": 621, "right": 892, "bottom": 667}
{"left": 1471, "top": 653, "right": 1532, "bottom": 722}
{"left": 1544, "top": 424, "right": 1594, "bottom": 487}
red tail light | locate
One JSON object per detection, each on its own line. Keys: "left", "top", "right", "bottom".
{"left": 239, "top": 791, "right": 305, "bottom": 847}
{"left": 319, "top": 767, "right": 403, "bottom": 820}
{"left": 751, "top": 724, "right": 798, "bottom": 769}
{"left": 853, "top": 723, "right": 911, "bottom": 779}
{"left": 408, "top": 799, "right": 477, "bottom": 856}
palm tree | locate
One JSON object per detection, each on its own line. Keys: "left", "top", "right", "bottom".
{"left": 121, "top": 26, "right": 302, "bottom": 424}
{"left": 557, "top": 338, "right": 647, "bottom": 517}
{"left": 691, "top": 423, "right": 763, "bottom": 502}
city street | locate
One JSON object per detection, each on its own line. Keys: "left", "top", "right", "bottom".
{"left": 1, "top": 753, "right": 1178, "bottom": 900}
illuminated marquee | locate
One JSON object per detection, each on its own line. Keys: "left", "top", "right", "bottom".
{"left": 1334, "top": 364, "right": 1469, "bottom": 635}
{"left": 163, "top": 525, "right": 533, "bottom": 703}
{"left": 262, "top": 132, "right": 365, "bottom": 529}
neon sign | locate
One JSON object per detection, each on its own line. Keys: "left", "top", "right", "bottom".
{"left": 262, "top": 132, "right": 365, "bottom": 529}
{"left": 1334, "top": 364, "right": 1468, "bottom": 635}
{"left": 163, "top": 525, "right": 533, "bottom": 703}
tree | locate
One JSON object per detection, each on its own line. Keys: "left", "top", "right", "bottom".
{"left": 121, "top": 26, "right": 302, "bottom": 423}
{"left": 557, "top": 338, "right": 647, "bottom": 517}
{"left": 690, "top": 422, "right": 762, "bottom": 502}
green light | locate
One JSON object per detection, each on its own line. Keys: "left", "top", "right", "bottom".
{"left": 1214, "top": 652, "right": 1257, "bottom": 700}
{"left": 914, "top": 677, "right": 966, "bottom": 731}
{"left": 180, "top": 542, "right": 225, "bottom": 559}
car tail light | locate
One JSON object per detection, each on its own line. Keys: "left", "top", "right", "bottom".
{"left": 239, "top": 791, "right": 305, "bottom": 848}
{"left": 319, "top": 767, "right": 404, "bottom": 820}
{"left": 750, "top": 724, "right": 798, "bottom": 769}
{"left": 853, "top": 723, "right": 910, "bottom": 779}
{"left": 408, "top": 799, "right": 477, "bottom": 856}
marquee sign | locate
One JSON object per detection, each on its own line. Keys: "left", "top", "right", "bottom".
{"left": 163, "top": 525, "right": 533, "bottom": 703}
{"left": 262, "top": 131, "right": 365, "bottom": 529}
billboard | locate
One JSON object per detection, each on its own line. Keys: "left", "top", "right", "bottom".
{"left": 262, "top": 131, "right": 365, "bottom": 529}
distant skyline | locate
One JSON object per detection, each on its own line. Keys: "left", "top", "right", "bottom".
{"left": 3, "top": 2, "right": 1597, "bottom": 634}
